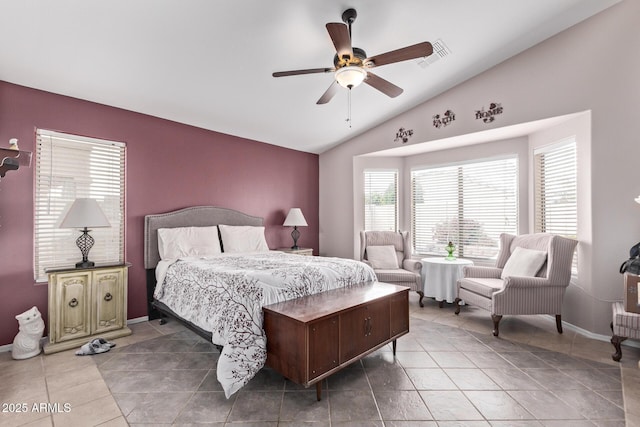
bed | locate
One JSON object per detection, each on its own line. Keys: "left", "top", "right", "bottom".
{"left": 144, "top": 206, "right": 376, "bottom": 397}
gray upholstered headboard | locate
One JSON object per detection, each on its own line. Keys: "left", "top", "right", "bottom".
{"left": 144, "top": 206, "right": 263, "bottom": 269}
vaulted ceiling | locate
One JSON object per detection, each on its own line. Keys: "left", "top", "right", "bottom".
{"left": 0, "top": 1, "right": 620, "bottom": 153}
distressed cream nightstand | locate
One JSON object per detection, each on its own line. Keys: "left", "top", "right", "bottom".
{"left": 44, "top": 263, "right": 132, "bottom": 354}
{"left": 277, "top": 247, "right": 313, "bottom": 256}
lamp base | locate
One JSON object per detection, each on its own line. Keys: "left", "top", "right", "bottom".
{"left": 75, "top": 228, "right": 95, "bottom": 269}
{"left": 76, "top": 260, "right": 95, "bottom": 268}
{"left": 290, "top": 226, "right": 301, "bottom": 251}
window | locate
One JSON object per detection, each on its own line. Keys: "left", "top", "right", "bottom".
{"left": 34, "top": 130, "right": 126, "bottom": 282}
{"left": 412, "top": 156, "right": 518, "bottom": 259}
{"left": 534, "top": 139, "right": 577, "bottom": 271}
{"left": 364, "top": 169, "right": 398, "bottom": 231}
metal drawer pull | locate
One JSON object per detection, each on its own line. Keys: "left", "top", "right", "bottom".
{"left": 363, "top": 317, "right": 373, "bottom": 336}
{"left": 68, "top": 298, "right": 78, "bottom": 308}
{"left": 104, "top": 293, "right": 113, "bottom": 301}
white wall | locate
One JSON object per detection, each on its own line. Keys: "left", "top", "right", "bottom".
{"left": 319, "top": 0, "right": 640, "bottom": 335}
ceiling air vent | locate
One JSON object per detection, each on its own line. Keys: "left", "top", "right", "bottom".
{"left": 417, "top": 39, "right": 451, "bottom": 68}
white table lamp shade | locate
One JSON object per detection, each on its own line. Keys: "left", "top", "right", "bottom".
{"left": 60, "top": 198, "right": 111, "bottom": 229}
{"left": 636, "top": 195, "right": 640, "bottom": 204}
{"left": 283, "top": 208, "right": 308, "bottom": 227}
{"left": 59, "top": 198, "right": 110, "bottom": 268}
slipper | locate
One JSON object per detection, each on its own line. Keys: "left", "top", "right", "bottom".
{"left": 93, "top": 337, "right": 116, "bottom": 348}
{"left": 75, "top": 340, "right": 111, "bottom": 356}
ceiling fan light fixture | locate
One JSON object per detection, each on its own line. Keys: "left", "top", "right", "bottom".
{"left": 335, "top": 66, "right": 367, "bottom": 89}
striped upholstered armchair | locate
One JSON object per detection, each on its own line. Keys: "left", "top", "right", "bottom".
{"left": 360, "top": 230, "right": 424, "bottom": 306}
{"left": 454, "top": 233, "right": 577, "bottom": 336}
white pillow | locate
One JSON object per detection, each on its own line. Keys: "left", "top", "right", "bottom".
{"left": 218, "top": 225, "right": 269, "bottom": 253}
{"left": 158, "top": 226, "right": 222, "bottom": 260}
{"left": 366, "top": 245, "right": 399, "bottom": 269}
{"left": 501, "top": 247, "right": 547, "bottom": 279}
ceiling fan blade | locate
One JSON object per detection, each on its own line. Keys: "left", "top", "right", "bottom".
{"left": 273, "top": 68, "right": 333, "bottom": 77}
{"left": 365, "top": 41, "right": 433, "bottom": 68}
{"left": 364, "top": 72, "right": 403, "bottom": 98}
{"left": 317, "top": 81, "right": 339, "bottom": 104}
{"left": 326, "top": 23, "right": 353, "bottom": 60}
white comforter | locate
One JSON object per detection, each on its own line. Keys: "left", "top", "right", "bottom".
{"left": 154, "top": 251, "right": 376, "bottom": 397}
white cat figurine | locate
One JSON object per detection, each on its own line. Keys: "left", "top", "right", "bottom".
{"left": 12, "top": 306, "right": 45, "bottom": 360}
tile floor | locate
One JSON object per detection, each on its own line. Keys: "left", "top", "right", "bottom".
{"left": 1, "top": 294, "right": 639, "bottom": 426}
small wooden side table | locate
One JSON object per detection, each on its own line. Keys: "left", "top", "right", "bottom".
{"left": 277, "top": 247, "right": 313, "bottom": 256}
{"left": 44, "top": 263, "right": 132, "bottom": 354}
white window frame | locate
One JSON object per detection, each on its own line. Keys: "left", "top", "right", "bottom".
{"left": 34, "top": 129, "right": 126, "bottom": 282}
{"left": 364, "top": 169, "right": 398, "bottom": 232}
{"left": 534, "top": 137, "right": 577, "bottom": 272}
{"left": 411, "top": 155, "right": 518, "bottom": 259}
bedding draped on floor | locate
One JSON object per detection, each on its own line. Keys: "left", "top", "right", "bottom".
{"left": 154, "top": 251, "right": 376, "bottom": 397}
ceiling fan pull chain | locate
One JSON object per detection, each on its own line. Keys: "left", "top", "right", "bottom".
{"left": 346, "top": 89, "right": 352, "bottom": 128}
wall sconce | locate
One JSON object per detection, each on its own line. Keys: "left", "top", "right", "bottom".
{"left": 1, "top": 139, "right": 32, "bottom": 181}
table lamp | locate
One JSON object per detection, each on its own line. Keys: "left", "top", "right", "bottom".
{"left": 283, "top": 208, "right": 308, "bottom": 250}
{"left": 59, "top": 198, "right": 111, "bottom": 268}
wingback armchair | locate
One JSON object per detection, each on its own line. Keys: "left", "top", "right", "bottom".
{"left": 454, "top": 233, "right": 577, "bottom": 336}
{"left": 360, "top": 230, "right": 424, "bottom": 306}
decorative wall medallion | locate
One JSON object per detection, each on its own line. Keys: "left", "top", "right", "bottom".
{"left": 433, "top": 110, "right": 455, "bottom": 128}
{"left": 475, "top": 102, "right": 503, "bottom": 123}
{"left": 394, "top": 127, "right": 414, "bottom": 143}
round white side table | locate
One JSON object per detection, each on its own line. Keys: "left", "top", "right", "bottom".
{"left": 420, "top": 257, "right": 474, "bottom": 307}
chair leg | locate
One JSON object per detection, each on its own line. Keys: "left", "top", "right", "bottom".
{"left": 555, "top": 315, "right": 563, "bottom": 334}
{"left": 611, "top": 335, "right": 627, "bottom": 362}
{"left": 491, "top": 314, "right": 502, "bottom": 337}
{"left": 454, "top": 298, "right": 462, "bottom": 315}
{"left": 417, "top": 291, "right": 424, "bottom": 307}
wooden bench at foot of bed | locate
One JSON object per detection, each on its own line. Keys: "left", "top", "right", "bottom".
{"left": 263, "top": 281, "right": 409, "bottom": 401}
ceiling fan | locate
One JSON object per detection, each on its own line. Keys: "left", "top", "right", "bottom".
{"left": 273, "top": 8, "right": 433, "bottom": 105}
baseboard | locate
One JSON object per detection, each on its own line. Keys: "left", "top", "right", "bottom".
{"left": 542, "top": 314, "right": 640, "bottom": 349}
{"left": 127, "top": 315, "right": 149, "bottom": 325}
{"left": 0, "top": 316, "right": 150, "bottom": 354}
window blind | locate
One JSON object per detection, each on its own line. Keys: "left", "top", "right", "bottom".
{"left": 34, "top": 130, "right": 126, "bottom": 282}
{"left": 364, "top": 169, "right": 398, "bottom": 231}
{"left": 411, "top": 156, "right": 518, "bottom": 259}
{"left": 534, "top": 139, "right": 577, "bottom": 271}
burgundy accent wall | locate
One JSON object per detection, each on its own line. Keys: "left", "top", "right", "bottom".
{"left": 0, "top": 81, "right": 319, "bottom": 346}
